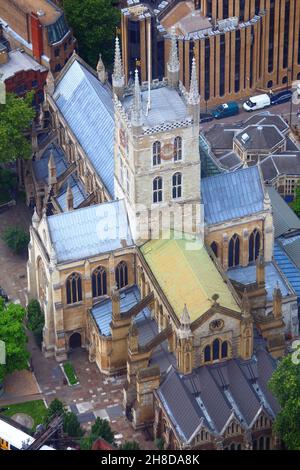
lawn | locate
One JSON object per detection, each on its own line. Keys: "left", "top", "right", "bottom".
{"left": 1, "top": 400, "right": 47, "bottom": 431}
{"left": 63, "top": 362, "right": 79, "bottom": 386}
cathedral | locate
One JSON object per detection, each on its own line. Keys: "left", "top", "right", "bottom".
{"left": 25, "top": 33, "right": 299, "bottom": 450}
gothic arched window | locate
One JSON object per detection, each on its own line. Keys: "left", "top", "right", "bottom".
{"left": 210, "top": 241, "right": 218, "bottom": 257}
{"left": 174, "top": 136, "right": 182, "bottom": 161}
{"left": 172, "top": 172, "right": 182, "bottom": 199}
{"left": 92, "top": 266, "right": 107, "bottom": 298}
{"left": 66, "top": 272, "right": 82, "bottom": 304}
{"left": 213, "top": 338, "right": 220, "bottom": 360}
{"left": 153, "top": 141, "right": 161, "bottom": 166}
{"left": 204, "top": 345, "right": 211, "bottom": 362}
{"left": 153, "top": 176, "right": 163, "bottom": 203}
{"left": 115, "top": 261, "right": 128, "bottom": 289}
{"left": 249, "top": 229, "right": 261, "bottom": 263}
{"left": 228, "top": 234, "right": 240, "bottom": 268}
{"left": 221, "top": 341, "right": 228, "bottom": 358}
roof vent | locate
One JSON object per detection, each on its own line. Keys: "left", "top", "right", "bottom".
{"left": 257, "top": 125, "right": 263, "bottom": 131}
{"left": 36, "top": 10, "right": 45, "bottom": 17}
{"left": 241, "top": 133, "right": 250, "bottom": 144}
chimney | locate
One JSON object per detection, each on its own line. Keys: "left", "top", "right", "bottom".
{"left": 30, "top": 12, "right": 43, "bottom": 62}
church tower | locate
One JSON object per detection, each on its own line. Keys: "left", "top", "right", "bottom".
{"left": 113, "top": 37, "right": 201, "bottom": 243}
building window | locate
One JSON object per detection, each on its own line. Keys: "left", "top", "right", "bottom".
{"left": 221, "top": 341, "right": 228, "bottom": 358}
{"left": 66, "top": 272, "right": 82, "bottom": 304}
{"left": 174, "top": 137, "right": 182, "bottom": 161}
{"left": 213, "top": 338, "right": 220, "bottom": 360}
{"left": 172, "top": 172, "right": 182, "bottom": 199}
{"left": 228, "top": 234, "right": 240, "bottom": 268}
{"left": 249, "top": 229, "right": 261, "bottom": 263}
{"left": 92, "top": 266, "right": 107, "bottom": 298}
{"left": 153, "top": 141, "right": 161, "bottom": 166}
{"left": 153, "top": 177, "right": 163, "bottom": 203}
{"left": 115, "top": 261, "right": 128, "bottom": 289}
{"left": 204, "top": 345, "right": 211, "bottom": 362}
{"left": 210, "top": 241, "right": 218, "bottom": 257}
{"left": 54, "top": 64, "right": 62, "bottom": 73}
{"left": 32, "top": 80, "right": 38, "bottom": 88}
{"left": 55, "top": 48, "right": 60, "bottom": 57}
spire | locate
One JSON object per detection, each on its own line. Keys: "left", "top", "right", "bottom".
{"left": 241, "top": 289, "right": 251, "bottom": 318}
{"left": 112, "top": 36, "right": 125, "bottom": 99}
{"left": 46, "top": 70, "right": 55, "bottom": 96}
{"left": 256, "top": 248, "right": 265, "bottom": 287}
{"left": 131, "top": 69, "right": 143, "bottom": 133}
{"left": 167, "top": 26, "right": 180, "bottom": 87}
{"left": 66, "top": 182, "right": 74, "bottom": 211}
{"left": 96, "top": 53, "right": 106, "bottom": 84}
{"left": 273, "top": 282, "right": 282, "bottom": 319}
{"left": 180, "top": 304, "right": 191, "bottom": 327}
{"left": 32, "top": 206, "right": 40, "bottom": 230}
{"left": 188, "top": 57, "right": 200, "bottom": 106}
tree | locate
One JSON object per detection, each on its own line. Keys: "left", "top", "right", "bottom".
{"left": 90, "top": 417, "right": 114, "bottom": 444}
{"left": 2, "top": 226, "right": 30, "bottom": 254}
{"left": 80, "top": 435, "right": 94, "bottom": 450}
{"left": 63, "top": 412, "right": 84, "bottom": 438}
{"left": 0, "top": 92, "right": 35, "bottom": 163}
{"left": 291, "top": 185, "right": 300, "bottom": 217}
{"left": 63, "top": 0, "right": 120, "bottom": 69}
{"left": 44, "top": 399, "right": 65, "bottom": 426}
{"left": 268, "top": 353, "right": 300, "bottom": 449}
{"left": 120, "top": 440, "right": 141, "bottom": 450}
{"left": 0, "top": 298, "right": 29, "bottom": 383}
{"left": 27, "top": 299, "right": 44, "bottom": 348}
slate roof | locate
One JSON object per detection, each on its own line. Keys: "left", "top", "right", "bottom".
{"left": 47, "top": 200, "right": 133, "bottom": 263}
{"left": 32, "top": 143, "right": 67, "bottom": 183}
{"left": 0, "top": 49, "right": 46, "bottom": 81}
{"left": 268, "top": 186, "right": 300, "bottom": 238}
{"left": 56, "top": 176, "right": 87, "bottom": 211}
{"left": 201, "top": 166, "right": 265, "bottom": 225}
{"left": 227, "top": 261, "right": 293, "bottom": 300}
{"left": 53, "top": 58, "right": 115, "bottom": 196}
{"left": 235, "top": 125, "right": 284, "bottom": 151}
{"left": 243, "top": 113, "right": 289, "bottom": 134}
{"left": 261, "top": 152, "right": 300, "bottom": 182}
{"left": 274, "top": 242, "right": 300, "bottom": 299}
{"left": 156, "top": 349, "right": 279, "bottom": 444}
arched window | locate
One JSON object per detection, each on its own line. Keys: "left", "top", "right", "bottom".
{"left": 92, "top": 266, "right": 107, "bottom": 298}
{"left": 66, "top": 272, "right": 82, "bottom": 304}
{"left": 249, "top": 229, "right": 260, "bottom": 263}
{"left": 153, "top": 177, "right": 163, "bottom": 203}
{"left": 259, "top": 436, "right": 264, "bottom": 450}
{"left": 213, "top": 338, "right": 220, "bottom": 360}
{"left": 172, "top": 172, "right": 182, "bottom": 199}
{"left": 221, "top": 341, "right": 228, "bottom": 358}
{"left": 204, "top": 345, "right": 211, "bottom": 362}
{"left": 153, "top": 141, "right": 161, "bottom": 166}
{"left": 210, "top": 241, "right": 218, "bottom": 257}
{"left": 115, "top": 261, "right": 128, "bottom": 289}
{"left": 174, "top": 136, "right": 182, "bottom": 161}
{"left": 228, "top": 234, "right": 240, "bottom": 268}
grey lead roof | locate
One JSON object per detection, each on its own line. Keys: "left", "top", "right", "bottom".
{"left": 201, "top": 166, "right": 265, "bottom": 225}
{"left": 234, "top": 125, "right": 284, "bottom": 151}
{"left": 268, "top": 186, "right": 300, "bottom": 238}
{"left": 47, "top": 200, "right": 133, "bottom": 263}
{"left": 156, "top": 348, "right": 279, "bottom": 443}
{"left": 53, "top": 58, "right": 115, "bottom": 196}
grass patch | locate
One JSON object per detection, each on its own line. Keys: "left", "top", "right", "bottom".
{"left": 1, "top": 400, "right": 47, "bottom": 431}
{"left": 63, "top": 362, "right": 78, "bottom": 386}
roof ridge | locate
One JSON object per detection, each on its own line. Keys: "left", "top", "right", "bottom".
{"left": 47, "top": 198, "right": 123, "bottom": 220}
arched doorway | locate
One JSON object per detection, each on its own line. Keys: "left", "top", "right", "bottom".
{"left": 69, "top": 332, "right": 82, "bottom": 349}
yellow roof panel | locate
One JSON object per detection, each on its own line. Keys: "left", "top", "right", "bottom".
{"left": 141, "top": 236, "right": 241, "bottom": 322}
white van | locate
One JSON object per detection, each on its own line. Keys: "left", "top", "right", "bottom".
{"left": 243, "top": 94, "right": 271, "bottom": 112}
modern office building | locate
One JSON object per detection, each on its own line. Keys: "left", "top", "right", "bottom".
{"left": 121, "top": 0, "right": 300, "bottom": 107}
{"left": 0, "top": 0, "right": 76, "bottom": 76}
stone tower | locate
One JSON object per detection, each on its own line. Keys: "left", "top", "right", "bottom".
{"left": 113, "top": 39, "right": 201, "bottom": 243}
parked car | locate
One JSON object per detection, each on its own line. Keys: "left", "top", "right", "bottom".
{"left": 271, "top": 90, "right": 293, "bottom": 105}
{"left": 243, "top": 93, "right": 271, "bottom": 111}
{"left": 212, "top": 101, "right": 240, "bottom": 119}
{"left": 200, "top": 113, "right": 214, "bottom": 123}
{"left": 0, "top": 286, "right": 8, "bottom": 302}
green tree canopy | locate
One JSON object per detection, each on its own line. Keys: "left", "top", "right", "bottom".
{"left": 0, "top": 299, "right": 29, "bottom": 382}
{"left": 120, "top": 440, "right": 141, "bottom": 450}
{"left": 269, "top": 353, "right": 300, "bottom": 449}
{"left": 90, "top": 417, "right": 114, "bottom": 444}
{"left": 2, "top": 226, "right": 30, "bottom": 254}
{"left": 44, "top": 398, "right": 65, "bottom": 426}
{"left": 63, "top": 412, "right": 84, "bottom": 437}
{"left": 0, "top": 92, "right": 35, "bottom": 163}
{"left": 63, "top": 0, "right": 120, "bottom": 69}
{"left": 291, "top": 185, "right": 300, "bottom": 217}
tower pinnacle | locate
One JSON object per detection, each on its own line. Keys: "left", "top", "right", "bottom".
{"left": 112, "top": 36, "right": 125, "bottom": 99}
{"left": 167, "top": 26, "right": 180, "bottom": 87}
{"left": 131, "top": 69, "right": 143, "bottom": 133}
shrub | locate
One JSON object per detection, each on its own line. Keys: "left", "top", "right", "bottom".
{"left": 120, "top": 440, "right": 141, "bottom": 450}
{"left": 2, "top": 226, "right": 29, "bottom": 254}
{"left": 63, "top": 362, "right": 78, "bottom": 386}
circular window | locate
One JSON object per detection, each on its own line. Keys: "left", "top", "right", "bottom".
{"left": 209, "top": 319, "right": 224, "bottom": 331}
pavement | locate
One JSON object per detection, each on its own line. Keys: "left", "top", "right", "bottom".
{"left": 0, "top": 202, "right": 155, "bottom": 449}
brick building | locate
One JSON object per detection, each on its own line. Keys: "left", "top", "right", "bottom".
{"left": 0, "top": 0, "right": 76, "bottom": 76}
{"left": 120, "top": 0, "right": 300, "bottom": 107}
